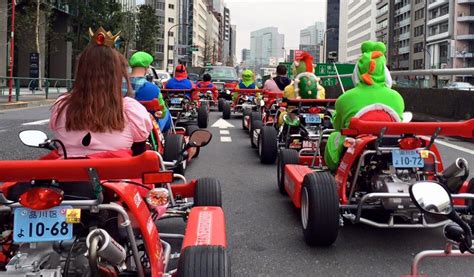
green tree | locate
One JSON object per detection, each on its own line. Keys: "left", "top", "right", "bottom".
{"left": 67, "top": 0, "right": 125, "bottom": 57}
{"left": 135, "top": 5, "right": 159, "bottom": 58}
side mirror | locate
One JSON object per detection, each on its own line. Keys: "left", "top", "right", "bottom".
{"left": 409, "top": 181, "right": 453, "bottom": 215}
{"left": 402, "top": 112, "right": 413, "bottom": 123}
{"left": 19, "top": 130, "right": 48, "bottom": 148}
{"left": 189, "top": 130, "right": 212, "bottom": 147}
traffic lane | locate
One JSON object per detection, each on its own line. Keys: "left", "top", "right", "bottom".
{"left": 186, "top": 112, "right": 471, "bottom": 277}
{"left": 0, "top": 105, "right": 52, "bottom": 130}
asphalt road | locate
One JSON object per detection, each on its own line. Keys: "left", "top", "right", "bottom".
{"left": 1, "top": 105, "right": 473, "bottom": 276}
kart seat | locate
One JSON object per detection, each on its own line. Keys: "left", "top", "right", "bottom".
{"left": 354, "top": 104, "right": 401, "bottom": 123}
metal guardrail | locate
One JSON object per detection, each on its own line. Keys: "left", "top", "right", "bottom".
{"left": 318, "top": 67, "right": 474, "bottom": 89}
{"left": 0, "top": 77, "right": 74, "bottom": 102}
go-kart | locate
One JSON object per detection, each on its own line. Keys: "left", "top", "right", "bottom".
{"left": 195, "top": 87, "right": 218, "bottom": 110}
{"left": 279, "top": 113, "right": 474, "bottom": 246}
{"left": 161, "top": 89, "right": 209, "bottom": 129}
{"left": 139, "top": 99, "right": 200, "bottom": 176}
{"left": 408, "top": 179, "right": 474, "bottom": 276}
{"left": 254, "top": 98, "right": 335, "bottom": 164}
{"left": 221, "top": 89, "right": 262, "bottom": 120}
{"left": 0, "top": 129, "right": 229, "bottom": 276}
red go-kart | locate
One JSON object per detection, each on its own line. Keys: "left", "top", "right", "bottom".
{"left": 279, "top": 108, "right": 474, "bottom": 246}
{"left": 161, "top": 89, "right": 209, "bottom": 129}
{"left": 0, "top": 130, "right": 229, "bottom": 276}
{"left": 221, "top": 89, "right": 262, "bottom": 120}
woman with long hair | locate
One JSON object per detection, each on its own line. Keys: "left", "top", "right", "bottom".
{"left": 50, "top": 27, "right": 152, "bottom": 157}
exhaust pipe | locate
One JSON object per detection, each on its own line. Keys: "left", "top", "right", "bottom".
{"left": 86, "top": 229, "right": 127, "bottom": 268}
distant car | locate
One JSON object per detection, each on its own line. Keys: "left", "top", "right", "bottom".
{"left": 188, "top": 73, "right": 200, "bottom": 82}
{"left": 443, "top": 82, "right": 474, "bottom": 91}
{"left": 203, "top": 66, "right": 238, "bottom": 91}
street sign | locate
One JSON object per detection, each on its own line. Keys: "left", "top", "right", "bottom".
{"left": 315, "top": 63, "right": 355, "bottom": 88}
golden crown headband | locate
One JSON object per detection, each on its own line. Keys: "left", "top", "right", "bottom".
{"left": 88, "top": 27, "right": 121, "bottom": 48}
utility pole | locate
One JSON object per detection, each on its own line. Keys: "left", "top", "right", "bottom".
{"left": 8, "top": 0, "right": 16, "bottom": 102}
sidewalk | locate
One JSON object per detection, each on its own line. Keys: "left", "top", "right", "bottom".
{"left": 0, "top": 93, "right": 61, "bottom": 110}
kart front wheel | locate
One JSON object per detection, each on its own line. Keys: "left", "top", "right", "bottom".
{"left": 185, "top": 125, "right": 200, "bottom": 158}
{"left": 198, "top": 104, "right": 209, "bottom": 128}
{"left": 277, "top": 149, "right": 299, "bottom": 195}
{"left": 250, "top": 119, "right": 262, "bottom": 148}
{"left": 242, "top": 109, "right": 251, "bottom": 130}
{"left": 259, "top": 126, "right": 278, "bottom": 164}
{"left": 178, "top": 246, "right": 230, "bottom": 277}
{"left": 218, "top": 98, "right": 225, "bottom": 112}
{"left": 164, "top": 134, "right": 186, "bottom": 176}
{"left": 301, "top": 172, "right": 339, "bottom": 246}
{"left": 194, "top": 177, "right": 222, "bottom": 207}
{"left": 222, "top": 102, "right": 231, "bottom": 119}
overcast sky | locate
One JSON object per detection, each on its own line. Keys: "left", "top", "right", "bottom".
{"left": 137, "top": 0, "right": 327, "bottom": 61}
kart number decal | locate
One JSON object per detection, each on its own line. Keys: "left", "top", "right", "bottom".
{"left": 196, "top": 211, "right": 213, "bottom": 245}
{"left": 134, "top": 192, "right": 142, "bottom": 208}
{"left": 392, "top": 150, "right": 425, "bottom": 168}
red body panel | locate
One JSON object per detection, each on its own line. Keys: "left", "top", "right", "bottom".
{"left": 170, "top": 179, "right": 197, "bottom": 198}
{"left": 101, "top": 182, "right": 164, "bottom": 276}
{"left": 285, "top": 99, "right": 336, "bottom": 105}
{"left": 0, "top": 151, "right": 161, "bottom": 184}
{"left": 343, "top": 118, "right": 474, "bottom": 138}
{"left": 182, "top": 207, "right": 227, "bottom": 249}
{"left": 285, "top": 165, "right": 314, "bottom": 208}
{"left": 298, "top": 156, "right": 323, "bottom": 167}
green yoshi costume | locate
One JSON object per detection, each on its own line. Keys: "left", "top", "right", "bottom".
{"left": 324, "top": 41, "right": 405, "bottom": 171}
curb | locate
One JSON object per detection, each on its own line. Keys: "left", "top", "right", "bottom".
{"left": 0, "top": 99, "right": 55, "bottom": 111}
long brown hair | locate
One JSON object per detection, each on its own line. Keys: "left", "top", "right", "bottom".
{"left": 55, "top": 44, "right": 130, "bottom": 132}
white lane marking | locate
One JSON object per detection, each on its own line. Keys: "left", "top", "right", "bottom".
{"left": 435, "top": 139, "right": 474, "bottom": 155}
{"left": 22, "top": 119, "right": 50, "bottom": 126}
{"left": 220, "top": 130, "right": 230, "bottom": 135}
{"left": 220, "top": 136, "right": 232, "bottom": 142}
{"left": 211, "top": 119, "right": 234, "bottom": 129}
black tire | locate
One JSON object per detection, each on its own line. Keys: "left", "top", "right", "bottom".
{"left": 242, "top": 109, "right": 251, "bottom": 130}
{"left": 198, "top": 105, "right": 209, "bottom": 128}
{"left": 249, "top": 119, "right": 262, "bottom": 148}
{"left": 164, "top": 134, "right": 186, "bottom": 175}
{"left": 222, "top": 102, "right": 231, "bottom": 119}
{"left": 248, "top": 111, "right": 261, "bottom": 135}
{"left": 185, "top": 125, "right": 200, "bottom": 158}
{"left": 259, "top": 126, "right": 278, "bottom": 164}
{"left": 277, "top": 149, "right": 299, "bottom": 195}
{"left": 218, "top": 98, "right": 225, "bottom": 112}
{"left": 301, "top": 172, "right": 339, "bottom": 246}
{"left": 178, "top": 246, "right": 230, "bottom": 277}
{"left": 194, "top": 178, "right": 222, "bottom": 207}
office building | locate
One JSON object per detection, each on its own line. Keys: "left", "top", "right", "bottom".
{"left": 229, "top": 24, "right": 237, "bottom": 65}
{"left": 242, "top": 48, "right": 251, "bottom": 62}
{"left": 250, "top": 27, "right": 285, "bottom": 66}
{"left": 339, "top": 0, "right": 377, "bottom": 63}
{"left": 455, "top": 0, "right": 474, "bottom": 71}
{"left": 300, "top": 22, "right": 325, "bottom": 45}
{"left": 299, "top": 45, "right": 320, "bottom": 63}
{"left": 326, "top": 0, "right": 340, "bottom": 62}
{"left": 146, "top": 0, "right": 166, "bottom": 69}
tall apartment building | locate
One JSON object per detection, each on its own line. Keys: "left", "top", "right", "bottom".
{"left": 222, "top": 6, "right": 231, "bottom": 62}
{"left": 118, "top": 0, "right": 137, "bottom": 11}
{"left": 230, "top": 24, "right": 237, "bottom": 65}
{"left": 425, "top": 0, "right": 454, "bottom": 70}
{"left": 206, "top": 11, "right": 220, "bottom": 64}
{"left": 250, "top": 27, "right": 285, "bottom": 66}
{"left": 339, "top": 0, "right": 377, "bottom": 63}
{"left": 376, "top": 0, "right": 390, "bottom": 50}
{"left": 326, "top": 0, "right": 340, "bottom": 62}
{"left": 455, "top": 0, "right": 474, "bottom": 71}
{"left": 146, "top": 0, "right": 166, "bottom": 69}
{"left": 241, "top": 49, "right": 251, "bottom": 63}
{"left": 190, "top": 0, "right": 209, "bottom": 66}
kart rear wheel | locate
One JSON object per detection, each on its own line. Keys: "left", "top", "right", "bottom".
{"left": 185, "top": 125, "right": 200, "bottom": 158}
{"left": 194, "top": 178, "right": 222, "bottom": 207}
{"left": 198, "top": 105, "right": 209, "bottom": 128}
{"left": 277, "top": 149, "right": 299, "bottom": 195}
{"left": 222, "top": 102, "right": 231, "bottom": 119}
{"left": 259, "top": 126, "right": 278, "bottom": 164}
{"left": 242, "top": 109, "right": 251, "bottom": 130}
{"left": 301, "top": 172, "right": 339, "bottom": 246}
{"left": 178, "top": 246, "right": 230, "bottom": 277}
{"left": 218, "top": 98, "right": 225, "bottom": 112}
{"left": 164, "top": 134, "right": 186, "bottom": 176}
{"left": 250, "top": 119, "right": 262, "bottom": 148}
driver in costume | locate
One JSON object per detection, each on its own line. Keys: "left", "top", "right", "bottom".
{"left": 324, "top": 41, "right": 405, "bottom": 171}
